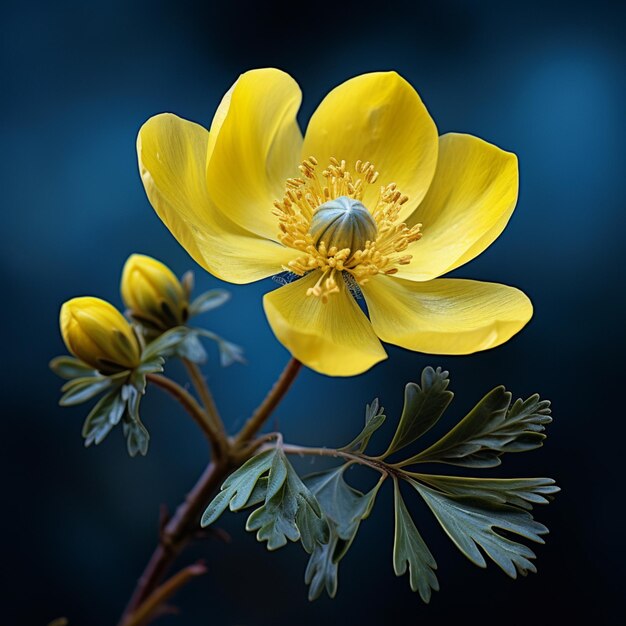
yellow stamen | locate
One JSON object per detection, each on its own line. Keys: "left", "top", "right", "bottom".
{"left": 274, "top": 158, "right": 422, "bottom": 301}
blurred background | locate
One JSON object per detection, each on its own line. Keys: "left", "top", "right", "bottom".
{"left": 2, "top": 0, "right": 624, "bottom": 623}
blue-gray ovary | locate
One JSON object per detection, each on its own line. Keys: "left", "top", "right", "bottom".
{"left": 309, "top": 196, "right": 377, "bottom": 253}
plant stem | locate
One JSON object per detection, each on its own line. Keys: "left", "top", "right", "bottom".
{"left": 146, "top": 373, "right": 222, "bottom": 453}
{"left": 122, "top": 562, "right": 207, "bottom": 626}
{"left": 234, "top": 358, "right": 301, "bottom": 446}
{"left": 119, "top": 357, "right": 303, "bottom": 626}
{"left": 182, "top": 358, "right": 228, "bottom": 452}
{"left": 280, "top": 443, "right": 391, "bottom": 476}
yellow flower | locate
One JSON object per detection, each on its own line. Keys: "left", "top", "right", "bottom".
{"left": 137, "top": 69, "right": 532, "bottom": 376}
{"left": 121, "top": 253, "right": 188, "bottom": 331}
{"left": 60, "top": 297, "right": 141, "bottom": 373}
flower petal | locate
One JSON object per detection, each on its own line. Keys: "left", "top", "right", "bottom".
{"left": 399, "top": 133, "right": 519, "bottom": 281}
{"left": 263, "top": 273, "right": 387, "bottom": 376}
{"left": 138, "top": 113, "right": 299, "bottom": 284}
{"left": 361, "top": 275, "right": 532, "bottom": 354}
{"left": 205, "top": 68, "right": 303, "bottom": 239}
{"left": 302, "top": 71, "right": 438, "bottom": 220}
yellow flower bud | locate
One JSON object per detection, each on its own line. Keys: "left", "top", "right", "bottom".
{"left": 60, "top": 297, "right": 141, "bottom": 374}
{"left": 121, "top": 254, "right": 188, "bottom": 331}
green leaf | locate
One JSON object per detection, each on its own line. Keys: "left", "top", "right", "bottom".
{"left": 142, "top": 326, "right": 190, "bottom": 361}
{"left": 392, "top": 479, "right": 438, "bottom": 602}
{"left": 216, "top": 338, "right": 245, "bottom": 367}
{"left": 304, "top": 466, "right": 377, "bottom": 540}
{"left": 49, "top": 356, "right": 96, "bottom": 380}
{"left": 82, "top": 390, "right": 126, "bottom": 447}
{"left": 201, "top": 450, "right": 279, "bottom": 526}
{"left": 401, "top": 388, "right": 551, "bottom": 468}
{"left": 410, "top": 474, "right": 560, "bottom": 511}
{"left": 189, "top": 289, "right": 231, "bottom": 316}
{"left": 339, "top": 398, "right": 385, "bottom": 454}
{"left": 123, "top": 415, "right": 150, "bottom": 457}
{"left": 176, "top": 332, "right": 208, "bottom": 364}
{"left": 60, "top": 375, "right": 117, "bottom": 406}
{"left": 246, "top": 451, "right": 328, "bottom": 552}
{"left": 410, "top": 479, "right": 548, "bottom": 578}
{"left": 383, "top": 366, "right": 453, "bottom": 458}
{"left": 303, "top": 466, "right": 380, "bottom": 600}
{"left": 195, "top": 329, "right": 245, "bottom": 366}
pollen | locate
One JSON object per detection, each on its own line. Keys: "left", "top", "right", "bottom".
{"left": 273, "top": 157, "right": 422, "bottom": 302}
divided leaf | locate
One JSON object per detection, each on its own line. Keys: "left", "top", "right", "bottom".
{"left": 201, "top": 450, "right": 278, "bottom": 526}
{"left": 401, "top": 388, "right": 551, "bottom": 468}
{"left": 142, "top": 327, "right": 190, "bottom": 361}
{"left": 82, "top": 391, "right": 126, "bottom": 447}
{"left": 410, "top": 479, "right": 549, "bottom": 578}
{"left": 340, "top": 399, "right": 385, "bottom": 454}
{"left": 123, "top": 415, "right": 150, "bottom": 457}
{"left": 410, "top": 474, "right": 560, "bottom": 511}
{"left": 392, "top": 479, "right": 439, "bottom": 602}
{"left": 202, "top": 449, "right": 328, "bottom": 554}
{"left": 189, "top": 289, "right": 231, "bottom": 316}
{"left": 383, "top": 367, "right": 453, "bottom": 458}
{"left": 303, "top": 466, "right": 380, "bottom": 600}
{"left": 246, "top": 452, "right": 328, "bottom": 552}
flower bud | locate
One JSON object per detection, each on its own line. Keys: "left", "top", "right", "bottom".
{"left": 121, "top": 254, "right": 188, "bottom": 331}
{"left": 60, "top": 297, "right": 141, "bottom": 374}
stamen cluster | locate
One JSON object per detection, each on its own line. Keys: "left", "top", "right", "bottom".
{"left": 273, "top": 157, "right": 422, "bottom": 302}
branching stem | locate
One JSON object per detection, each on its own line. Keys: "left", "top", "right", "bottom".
{"left": 119, "top": 357, "right": 303, "bottom": 626}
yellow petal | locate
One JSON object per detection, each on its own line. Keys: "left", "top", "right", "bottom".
{"left": 205, "top": 69, "right": 303, "bottom": 239}
{"left": 361, "top": 275, "right": 532, "bottom": 354}
{"left": 138, "top": 113, "right": 299, "bottom": 284}
{"left": 302, "top": 71, "right": 438, "bottom": 220}
{"left": 399, "top": 133, "right": 519, "bottom": 281}
{"left": 263, "top": 273, "right": 387, "bottom": 376}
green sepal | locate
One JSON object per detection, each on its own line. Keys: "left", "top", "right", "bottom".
{"left": 49, "top": 356, "right": 97, "bottom": 380}
{"left": 60, "top": 374, "right": 125, "bottom": 406}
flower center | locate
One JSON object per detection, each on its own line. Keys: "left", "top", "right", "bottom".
{"left": 309, "top": 196, "right": 377, "bottom": 253}
{"left": 273, "top": 157, "right": 422, "bottom": 302}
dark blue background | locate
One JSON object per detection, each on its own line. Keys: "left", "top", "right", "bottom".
{"left": 2, "top": 0, "right": 624, "bottom": 623}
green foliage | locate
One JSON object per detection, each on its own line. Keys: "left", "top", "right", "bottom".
{"left": 383, "top": 366, "right": 453, "bottom": 457}
{"left": 339, "top": 398, "right": 386, "bottom": 453}
{"left": 392, "top": 479, "right": 438, "bottom": 602}
{"left": 202, "top": 448, "right": 328, "bottom": 553}
{"left": 189, "top": 289, "right": 231, "bottom": 316}
{"left": 303, "top": 466, "right": 380, "bottom": 600}
{"left": 51, "top": 337, "right": 164, "bottom": 457}
{"left": 401, "top": 388, "right": 552, "bottom": 468}
{"left": 203, "top": 367, "right": 558, "bottom": 604}
{"left": 410, "top": 480, "right": 548, "bottom": 577}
